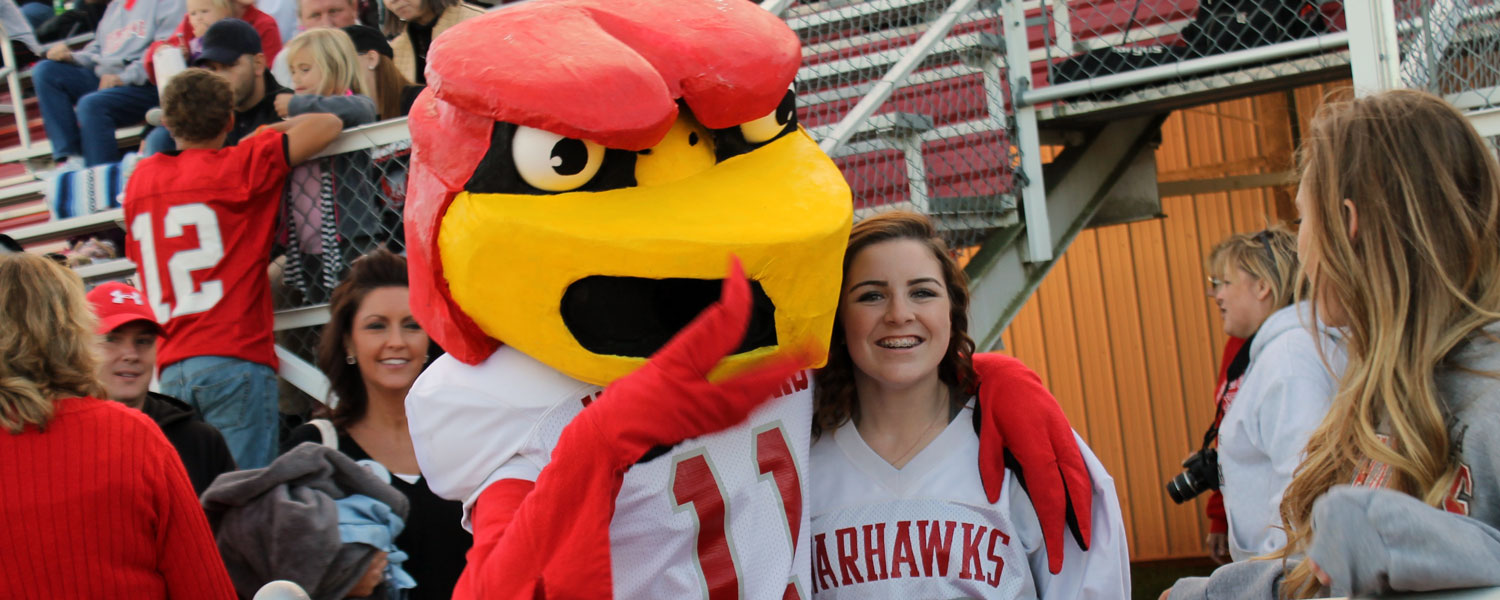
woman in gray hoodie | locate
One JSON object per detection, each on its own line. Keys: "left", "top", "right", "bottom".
{"left": 1166, "top": 89, "right": 1500, "bottom": 600}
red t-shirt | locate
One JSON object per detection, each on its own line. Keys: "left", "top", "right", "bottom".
{"left": 0, "top": 397, "right": 237, "bottom": 599}
{"left": 124, "top": 130, "right": 291, "bottom": 370}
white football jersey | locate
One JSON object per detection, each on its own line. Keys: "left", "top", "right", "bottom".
{"left": 407, "top": 346, "right": 814, "bottom": 599}
{"left": 808, "top": 403, "right": 1129, "bottom": 599}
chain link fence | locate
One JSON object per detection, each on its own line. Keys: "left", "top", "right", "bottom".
{"left": 1035, "top": 0, "right": 1349, "bottom": 105}
{"left": 1396, "top": 0, "right": 1500, "bottom": 111}
{"left": 783, "top": 0, "right": 1021, "bottom": 252}
{"left": 271, "top": 133, "right": 412, "bottom": 409}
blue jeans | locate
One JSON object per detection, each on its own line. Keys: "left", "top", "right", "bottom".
{"left": 32, "top": 60, "right": 158, "bottom": 165}
{"left": 161, "top": 356, "right": 280, "bottom": 469}
{"left": 20, "top": 3, "right": 49, "bottom": 33}
{"left": 141, "top": 125, "right": 175, "bottom": 157}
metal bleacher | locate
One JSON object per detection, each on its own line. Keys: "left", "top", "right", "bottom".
{"left": 2, "top": 0, "right": 1499, "bottom": 416}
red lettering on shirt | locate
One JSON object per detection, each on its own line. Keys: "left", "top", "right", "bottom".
{"left": 918, "top": 520, "right": 957, "bottom": 577}
{"left": 986, "top": 527, "right": 1011, "bottom": 587}
{"left": 958, "top": 523, "right": 988, "bottom": 582}
{"left": 861, "top": 523, "right": 888, "bottom": 581}
{"left": 890, "top": 520, "right": 918, "bottom": 578}
{"left": 813, "top": 533, "right": 838, "bottom": 592}
{"left": 1444, "top": 463, "right": 1474, "bottom": 516}
{"left": 813, "top": 519, "right": 1015, "bottom": 590}
{"left": 835, "top": 527, "right": 864, "bottom": 585}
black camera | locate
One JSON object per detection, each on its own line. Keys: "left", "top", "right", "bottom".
{"left": 1166, "top": 448, "right": 1220, "bottom": 504}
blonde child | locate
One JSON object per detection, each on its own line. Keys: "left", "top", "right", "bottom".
{"left": 184, "top": 0, "right": 232, "bottom": 60}
{"left": 143, "top": 0, "right": 281, "bottom": 86}
{"left": 275, "top": 28, "right": 375, "bottom": 127}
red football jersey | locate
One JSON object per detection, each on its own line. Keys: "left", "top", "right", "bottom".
{"left": 123, "top": 130, "right": 291, "bottom": 370}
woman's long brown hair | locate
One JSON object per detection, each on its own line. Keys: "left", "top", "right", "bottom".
{"left": 1276, "top": 89, "right": 1500, "bottom": 597}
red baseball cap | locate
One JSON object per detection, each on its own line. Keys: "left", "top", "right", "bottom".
{"left": 86, "top": 282, "right": 165, "bottom": 337}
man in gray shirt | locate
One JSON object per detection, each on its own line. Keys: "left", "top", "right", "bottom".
{"left": 31, "top": 0, "right": 181, "bottom": 167}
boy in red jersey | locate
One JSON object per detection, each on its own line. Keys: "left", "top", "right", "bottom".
{"left": 123, "top": 68, "right": 342, "bottom": 468}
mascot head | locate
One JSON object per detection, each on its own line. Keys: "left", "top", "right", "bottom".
{"left": 404, "top": 0, "right": 853, "bottom": 386}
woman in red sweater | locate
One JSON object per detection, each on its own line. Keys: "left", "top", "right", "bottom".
{"left": 0, "top": 253, "right": 237, "bottom": 600}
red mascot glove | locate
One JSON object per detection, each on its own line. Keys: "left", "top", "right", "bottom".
{"left": 458, "top": 256, "right": 802, "bottom": 599}
{"left": 972, "top": 352, "right": 1093, "bottom": 574}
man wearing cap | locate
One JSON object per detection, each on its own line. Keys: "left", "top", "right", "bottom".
{"left": 88, "top": 282, "right": 238, "bottom": 495}
{"left": 142, "top": 18, "right": 293, "bottom": 156}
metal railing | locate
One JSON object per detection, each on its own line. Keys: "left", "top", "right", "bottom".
{"left": 786, "top": 0, "right": 1022, "bottom": 252}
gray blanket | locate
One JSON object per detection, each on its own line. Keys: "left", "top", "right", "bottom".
{"left": 202, "top": 442, "right": 411, "bottom": 600}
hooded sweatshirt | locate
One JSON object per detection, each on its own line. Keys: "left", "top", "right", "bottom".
{"left": 1217, "top": 302, "right": 1343, "bottom": 561}
{"left": 1169, "top": 322, "right": 1500, "bottom": 599}
{"left": 139, "top": 392, "right": 237, "bottom": 496}
{"left": 72, "top": 0, "right": 183, "bottom": 86}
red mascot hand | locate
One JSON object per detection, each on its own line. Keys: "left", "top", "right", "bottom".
{"left": 458, "top": 256, "right": 802, "bottom": 600}
{"left": 973, "top": 352, "right": 1092, "bottom": 574}
{"left": 588, "top": 255, "right": 805, "bottom": 466}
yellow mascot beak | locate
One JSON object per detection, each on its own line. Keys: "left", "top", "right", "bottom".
{"left": 439, "top": 118, "right": 853, "bottom": 386}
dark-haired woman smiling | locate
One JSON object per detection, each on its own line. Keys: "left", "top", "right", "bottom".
{"left": 283, "top": 248, "right": 472, "bottom": 600}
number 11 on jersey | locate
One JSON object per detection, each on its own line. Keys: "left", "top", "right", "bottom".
{"left": 669, "top": 422, "right": 806, "bottom": 600}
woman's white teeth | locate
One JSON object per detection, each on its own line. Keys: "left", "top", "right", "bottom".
{"left": 877, "top": 337, "right": 921, "bottom": 349}
{"left": 378, "top": 358, "right": 409, "bottom": 365}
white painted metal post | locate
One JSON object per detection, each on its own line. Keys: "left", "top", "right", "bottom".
{"left": 1346, "top": 0, "right": 1402, "bottom": 95}
{"left": 893, "top": 133, "right": 931, "bottom": 213}
{"left": 1002, "top": 0, "right": 1052, "bottom": 261}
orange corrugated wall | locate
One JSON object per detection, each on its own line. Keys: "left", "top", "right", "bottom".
{"left": 997, "top": 82, "right": 1348, "bottom": 561}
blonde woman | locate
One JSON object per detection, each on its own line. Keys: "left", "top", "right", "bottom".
{"left": 274, "top": 27, "right": 377, "bottom": 128}
{"left": 1166, "top": 90, "right": 1500, "bottom": 599}
{"left": 0, "top": 253, "right": 237, "bottom": 598}
{"left": 1200, "top": 227, "right": 1341, "bottom": 563}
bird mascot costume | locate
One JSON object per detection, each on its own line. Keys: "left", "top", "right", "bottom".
{"left": 401, "top": 0, "right": 1094, "bottom": 598}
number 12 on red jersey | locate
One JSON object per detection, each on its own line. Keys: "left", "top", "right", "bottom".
{"left": 130, "top": 204, "right": 226, "bottom": 323}
{"left": 669, "top": 422, "right": 805, "bottom": 600}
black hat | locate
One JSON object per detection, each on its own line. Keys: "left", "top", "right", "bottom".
{"left": 0, "top": 233, "right": 21, "bottom": 254}
{"left": 194, "top": 19, "right": 262, "bottom": 67}
{"left": 342, "top": 25, "right": 393, "bottom": 59}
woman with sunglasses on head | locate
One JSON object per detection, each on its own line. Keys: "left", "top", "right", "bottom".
{"left": 1197, "top": 227, "right": 1342, "bottom": 563}
{"left": 1168, "top": 89, "right": 1500, "bottom": 599}
{"left": 809, "top": 211, "right": 1129, "bottom": 598}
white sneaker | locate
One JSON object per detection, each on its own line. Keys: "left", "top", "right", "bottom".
{"left": 58, "top": 155, "right": 85, "bottom": 172}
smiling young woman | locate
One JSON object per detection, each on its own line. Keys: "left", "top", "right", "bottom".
{"left": 280, "top": 248, "right": 471, "bottom": 600}
{"left": 809, "top": 211, "right": 1130, "bottom": 598}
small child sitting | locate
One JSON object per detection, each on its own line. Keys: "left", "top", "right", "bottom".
{"left": 184, "top": 0, "right": 233, "bottom": 61}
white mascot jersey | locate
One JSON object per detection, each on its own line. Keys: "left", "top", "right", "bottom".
{"left": 408, "top": 345, "right": 815, "bottom": 599}
{"left": 808, "top": 402, "right": 1130, "bottom": 599}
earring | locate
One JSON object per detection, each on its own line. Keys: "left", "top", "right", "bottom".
{"left": 346, "top": 355, "right": 357, "bottom": 365}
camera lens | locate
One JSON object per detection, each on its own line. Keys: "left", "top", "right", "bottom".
{"left": 1166, "top": 470, "right": 1202, "bottom": 504}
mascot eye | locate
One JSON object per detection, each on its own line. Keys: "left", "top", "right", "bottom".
{"left": 739, "top": 89, "right": 797, "bottom": 144}
{"left": 512, "top": 126, "right": 606, "bottom": 192}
